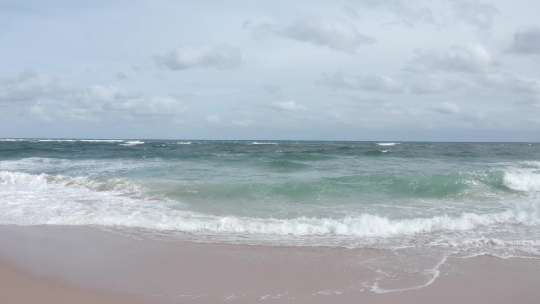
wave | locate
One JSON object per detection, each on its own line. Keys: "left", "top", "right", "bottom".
{"left": 1, "top": 171, "right": 539, "bottom": 238}
{"left": 251, "top": 142, "right": 278, "bottom": 145}
{"left": 120, "top": 141, "right": 145, "bottom": 146}
{"left": 38, "top": 139, "right": 77, "bottom": 142}
{"left": 364, "top": 150, "right": 391, "bottom": 156}
{"left": 0, "top": 171, "right": 144, "bottom": 193}
{"left": 259, "top": 160, "right": 309, "bottom": 172}
{"left": 177, "top": 142, "right": 192, "bottom": 145}
{"left": 81, "top": 139, "right": 125, "bottom": 143}
{"left": 0, "top": 139, "right": 24, "bottom": 141}
{"left": 377, "top": 143, "right": 399, "bottom": 146}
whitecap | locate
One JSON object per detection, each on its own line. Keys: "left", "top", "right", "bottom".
{"left": 120, "top": 141, "right": 145, "bottom": 146}
{"left": 80, "top": 139, "right": 125, "bottom": 143}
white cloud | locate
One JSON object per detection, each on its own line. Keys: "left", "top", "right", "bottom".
{"left": 154, "top": 44, "right": 243, "bottom": 70}
{"left": 432, "top": 102, "right": 460, "bottom": 115}
{"left": 270, "top": 100, "right": 306, "bottom": 111}
{"left": 281, "top": 18, "right": 375, "bottom": 53}
{"left": 319, "top": 72, "right": 403, "bottom": 93}
{"left": 0, "top": 70, "right": 72, "bottom": 103}
{"left": 507, "top": 27, "right": 540, "bottom": 56}
{"left": 206, "top": 115, "right": 221, "bottom": 124}
{"left": 411, "top": 43, "right": 496, "bottom": 74}
{"left": 0, "top": 71, "right": 187, "bottom": 122}
{"left": 79, "top": 85, "right": 186, "bottom": 117}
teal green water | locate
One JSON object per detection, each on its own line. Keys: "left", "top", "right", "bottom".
{"left": 1, "top": 139, "right": 539, "bottom": 254}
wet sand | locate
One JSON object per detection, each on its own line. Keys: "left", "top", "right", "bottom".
{"left": 1, "top": 225, "right": 540, "bottom": 303}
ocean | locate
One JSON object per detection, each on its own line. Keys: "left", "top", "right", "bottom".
{"left": 1, "top": 139, "right": 539, "bottom": 291}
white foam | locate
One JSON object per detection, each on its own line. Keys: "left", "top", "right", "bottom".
{"left": 381, "top": 150, "right": 390, "bottom": 153}
{"left": 377, "top": 143, "right": 399, "bottom": 146}
{"left": 177, "top": 142, "right": 192, "bottom": 145}
{"left": 503, "top": 171, "right": 540, "bottom": 192}
{"left": 251, "top": 142, "right": 278, "bottom": 145}
{"left": 0, "top": 139, "right": 24, "bottom": 141}
{"left": 369, "top": 254, "right": 450, "bottom": 293}
{"left": 120, "top": 141, "right": 145, "bottom": 146}
{"left": 38, "top": 139, "right": 77, "bottom": 142}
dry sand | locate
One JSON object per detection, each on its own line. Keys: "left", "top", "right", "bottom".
{"left": 1, "top": 225, "right": 540, "bottom": 303}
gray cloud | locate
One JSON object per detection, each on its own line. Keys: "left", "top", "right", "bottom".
{"left": 432, "top": 102, "right": 461, "bottom": 115}
{"left": 354, "top": 0, "right": 435, "bottom": 26}
{"left": 154, "top": 44, "right": 243, "bottom": 71}
{"left": 319, "top": 72, "right": 403, "bottom": 93}
{"left": 262, "top": 84, "right": 283, "bottom": 99}
{"left": 131, "top": 66, "right": 146, "bottom": 73}
{"left": 450, "top": 0, "right": 499, "bottom": 30}
{"left": 269, "top": 100, "right": 306, "bottom": 111}
{"left": 353, "top": 0, "right": 498, "bottom": 30}
{"left": 342, "top": 5, "right": 359, "bottom": 19}
{"left": 507, "top": 27, "right": 540, "bottom": 56}
{"left": 479, "top": 74, "right": 540, "bottom": 96}
{"left": 410, "top": 43, "right": 496, "bottom": 74}
{"left": 282, "top": 18, "right": 375, "bottom": 53}
{"left": 402, "top": 74, "right": 467, "bottom": 94}
{"left": 115, "top": 72, "right": 128, "bottom": 80}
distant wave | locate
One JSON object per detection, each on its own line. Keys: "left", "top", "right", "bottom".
{"left": 377, "top": 143, "right": 399, "bottom": 146}
{"left": 80, "top": 139, "right": 124, "bottom": 142}
{"left": 251, "top": 142, "right": 278, "bottom": 145}
{"left": 177, "top": 142, "right": 192, "bottom": 145}
{"left": 120, "top": 141, "right": 145, "bottom": 146}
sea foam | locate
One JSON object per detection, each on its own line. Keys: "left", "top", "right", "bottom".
{"left": 120, "top": 141, "right": 145, "bottom": 146}
{"left": 503, "top": 172, "right": 540, "bottom": 192}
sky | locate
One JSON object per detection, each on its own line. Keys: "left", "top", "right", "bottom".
{"left": 1, "top": 0, "right": 540, "bottom": 141}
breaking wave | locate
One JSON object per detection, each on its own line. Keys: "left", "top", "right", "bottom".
{"left": 503, "top": 171, "right": 540, "bottom": 192}
{"left": 1, "top": 171, "right": 539, "bottom": 239}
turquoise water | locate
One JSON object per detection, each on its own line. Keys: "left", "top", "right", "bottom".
{"left": 1, "top": 139, "right": 540, "bottom": 255}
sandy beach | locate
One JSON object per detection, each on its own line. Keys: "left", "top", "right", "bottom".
{"left": 1, "top": 225, "right": 539, "bottom": 304}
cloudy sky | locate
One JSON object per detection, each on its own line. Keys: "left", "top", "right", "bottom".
{"left": 1, "top": 0, "right": 540, "bottom": 141}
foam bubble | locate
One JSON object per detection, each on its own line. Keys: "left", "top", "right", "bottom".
{"left": 503, "top": 172, "right": 540, "bottom": 192}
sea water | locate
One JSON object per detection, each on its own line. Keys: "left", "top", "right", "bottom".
{"left": 1, "top": 139, "right": 539, "bottom": 291}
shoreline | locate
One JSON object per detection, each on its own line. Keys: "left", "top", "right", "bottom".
{"left": 1, "top": 225, "right": 540, "bottom": 303}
